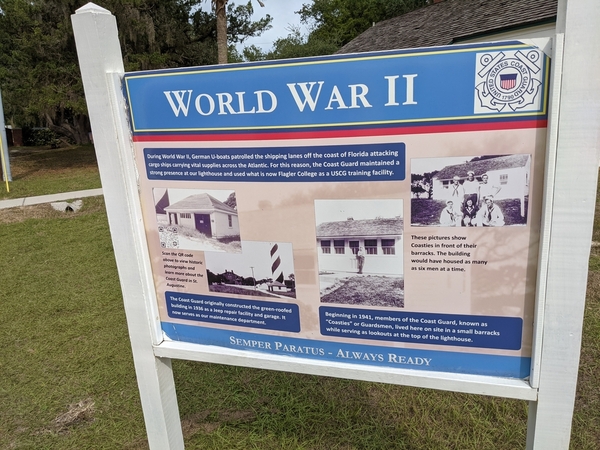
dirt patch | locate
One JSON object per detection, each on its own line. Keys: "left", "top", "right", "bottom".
{"left": 0, "top": 198, "right": 106, "bottom": 224}
{"left": 180, "top": 408, "right": 256, "bottom": 438}
{"left": 123, "top": 409, "right": 252, "bottom": 449}
{"left": 181, "top": 410, "right": 212, "bottom": 437}
{"left": 35, "top": 398, "right": 95, "bottom": 436}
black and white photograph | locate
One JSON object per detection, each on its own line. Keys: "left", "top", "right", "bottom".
{"left": 314, "top": 199, "right": 404, "bottom": 308}
{"left": 153, "top": 188, "right": 241, "bottom": 253}
{"left": 205, "top": 241, "right": 296, "bottom": 299}
{"left": 411, "top": 154, "right": 531, "bottom": 227}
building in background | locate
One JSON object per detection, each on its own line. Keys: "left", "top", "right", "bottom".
{"left": 337, "top": 0, "right": 557, "bottom": 54}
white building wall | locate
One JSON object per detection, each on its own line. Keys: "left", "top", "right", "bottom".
{"left": 484, "top": 167, "right": 528, "bottom": 200}
{"left": 456, "top": 23, "right": 556, "bottom": 44}
{"left": 317, "top": 236, "right": 403, "bottom": 276}
{"left": 212, "top": 211, "right": 240, "bottom": 238}
{"left": 178, "top": 214, "right": 195, "bottom": 228}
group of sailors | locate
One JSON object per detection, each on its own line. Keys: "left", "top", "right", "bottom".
{"left": 440, "top": 171, "right": 505, "bottom": 227}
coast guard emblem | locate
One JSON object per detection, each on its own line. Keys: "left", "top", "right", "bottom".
{"left": 474, "top": 49, "right": 544, "bottom": 113}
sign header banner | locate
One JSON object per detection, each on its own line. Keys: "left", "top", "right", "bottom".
{"left": 125, "top": 42, "right": 548, "bottom": 134}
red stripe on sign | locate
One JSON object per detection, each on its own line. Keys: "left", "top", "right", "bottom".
{"left": 132, "top": 119, "right": 547, "bottom": 142}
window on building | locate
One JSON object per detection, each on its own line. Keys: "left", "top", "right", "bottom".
{"left": 228, "top": 214, "right": 232, "bottom": 227}
{"left": 334, "top": 240, "right": 345, "bottom": 254}
{"left": 499, "top": 174, "right": 508, "bottom": 185}
{"left": 321, "top": 240, "right": 331, "bottom": 254}
{"left": 381, "top": 239, "right": 396, "bottom": 255}
{"left": 180, "top": 213, "right": 191, "bottom": 219}
{"left": 349, "top": 241, "right": 360, "bottom": 255}
{"left": 365, "top": 239, "right": 377, "bottom": 255}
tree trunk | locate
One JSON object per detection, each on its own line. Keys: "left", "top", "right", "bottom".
{"left": 45, "top": 113, "right": 91, "bottom": 145}
{"left": 215, "top": 0, "right": 228, "bottom": 64}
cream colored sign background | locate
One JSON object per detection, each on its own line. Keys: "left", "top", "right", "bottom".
{"left": 135, "top": 126, "right": 545, "bottom": 359}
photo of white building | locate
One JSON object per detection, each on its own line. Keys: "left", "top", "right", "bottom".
{"left": 163, "top": 193, "right": 239, "bottom": 238}
{"left": 153, "top": 188, "right": 241, "bottom": 252}
{"left": 314, "top": 199, "right": 404, "bottom": 308}
{"left": 316, "top": 217, "right": 403, "bottom": 276}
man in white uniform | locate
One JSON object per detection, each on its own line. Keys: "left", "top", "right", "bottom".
{"left": 478, "top": 172, "right": 501, "bottom": 206}
{"left": 462, "top": 170, "right": 480, "bottom": 207}
{"left": 447, "top": 175, "right": 464, "bottom": 201}
{"left": 476, "top": 195, "right": 505, "bottom": 227}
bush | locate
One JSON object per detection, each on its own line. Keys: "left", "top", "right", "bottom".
{"left": 22, "top": 128, "right": 62, "bottom": 147}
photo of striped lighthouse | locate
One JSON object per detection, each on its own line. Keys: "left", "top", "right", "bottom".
{"left": 205, "top": 240, "right": 297, "bottom": 299}
{"left": 270, "top": 242, "right": 285, "bottom": 283}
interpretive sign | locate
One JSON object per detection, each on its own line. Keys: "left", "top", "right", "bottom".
{"left": 122, "top": 41, "right": 550, "bottom": 379}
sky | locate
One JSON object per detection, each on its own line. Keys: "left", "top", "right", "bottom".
{"left": 241, "top": 0, "right": 308, "bottom": 51}
{"left": 314, "top": 199, "right": 404, "bottom": 225}
{"left": 411, "top": 156, "right": 472, "bottom": 175}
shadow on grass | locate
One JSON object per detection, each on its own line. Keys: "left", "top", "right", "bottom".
{"left": 9, "top": 145, "right": 98, "bottom": 180}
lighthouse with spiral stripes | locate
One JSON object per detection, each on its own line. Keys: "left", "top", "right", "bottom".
{"left": 270, "top": 243, "right": 285, "bottom": 283}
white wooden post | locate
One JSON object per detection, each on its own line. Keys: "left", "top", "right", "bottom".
{"left": 526, "top": 0, "right": 600, "bottom": 448}
{"left": 0, "top": 89, "right": 12, "bottom": 181}
{"left": 71, "top": 4, "right": 185, "bottom": 449}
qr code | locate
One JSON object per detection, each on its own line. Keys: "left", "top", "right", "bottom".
{"left": 158, "top": 225, "right": 179, "bottom": 249}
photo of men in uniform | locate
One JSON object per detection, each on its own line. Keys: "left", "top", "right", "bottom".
{"left": 411, "top": 154, "right": 531, "bottom": 227}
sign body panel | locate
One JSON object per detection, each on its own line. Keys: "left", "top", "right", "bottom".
{"left": 124, "top": 41, "right": 550, "bottom": 379}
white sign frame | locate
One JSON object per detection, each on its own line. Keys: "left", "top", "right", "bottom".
{"left": 71, "top": 1, "right": 600, "bottom": 448}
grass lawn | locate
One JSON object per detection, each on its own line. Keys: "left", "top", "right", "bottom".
{"left": 0, "top": 199, "right": 147, "bottom": 449}
{"left": 0, "top": 149, "right": 598, "bottom": 448}
{"left": 1, "top": 145, "right": 101, "bottom": 200}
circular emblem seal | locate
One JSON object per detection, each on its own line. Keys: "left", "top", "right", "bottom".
{"left": 476, "top": 50, "right": 542, "bottom": 112}
{"left": 486, "top": 58, "right": 530, "bottom": 103}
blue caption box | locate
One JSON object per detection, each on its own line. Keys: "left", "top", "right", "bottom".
{"left": 145, "top": 142, "right": 405, "bottom": 182}
{"left": 166, "top": 291, "right": 301, "bottom": 332}
{"left": 320, "top": 306, "right": 522, "bottom": 350}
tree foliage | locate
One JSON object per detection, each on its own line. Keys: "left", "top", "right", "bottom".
{"left": 243, "top": 27, "right": 338, "bottom": 61}
{"left": 298, "top": 0, "right": 429, "bottom": 48}
{"left": 0, "top": 0, "right": 271, "bottom": 143}
{"left": 0, "top": 1, "right": 88, "bottom": 142}
{"left": 243, "top": 0, "right": 428, "bottom": 62}
{"left": 223, "top": 191, "right": 237, "bottom": 209}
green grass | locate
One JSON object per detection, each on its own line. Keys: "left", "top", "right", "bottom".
{"left": 172, "top": 363, "right": 531, "bottom": 450}
{"left": 1, "top": 145, "right": 101, "bottom": 200}
{"left": 0, "top": 152, "right": 599, "bottom": 448}
{"left": 0, "top": 199, "right": 146, "bottom": 449}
